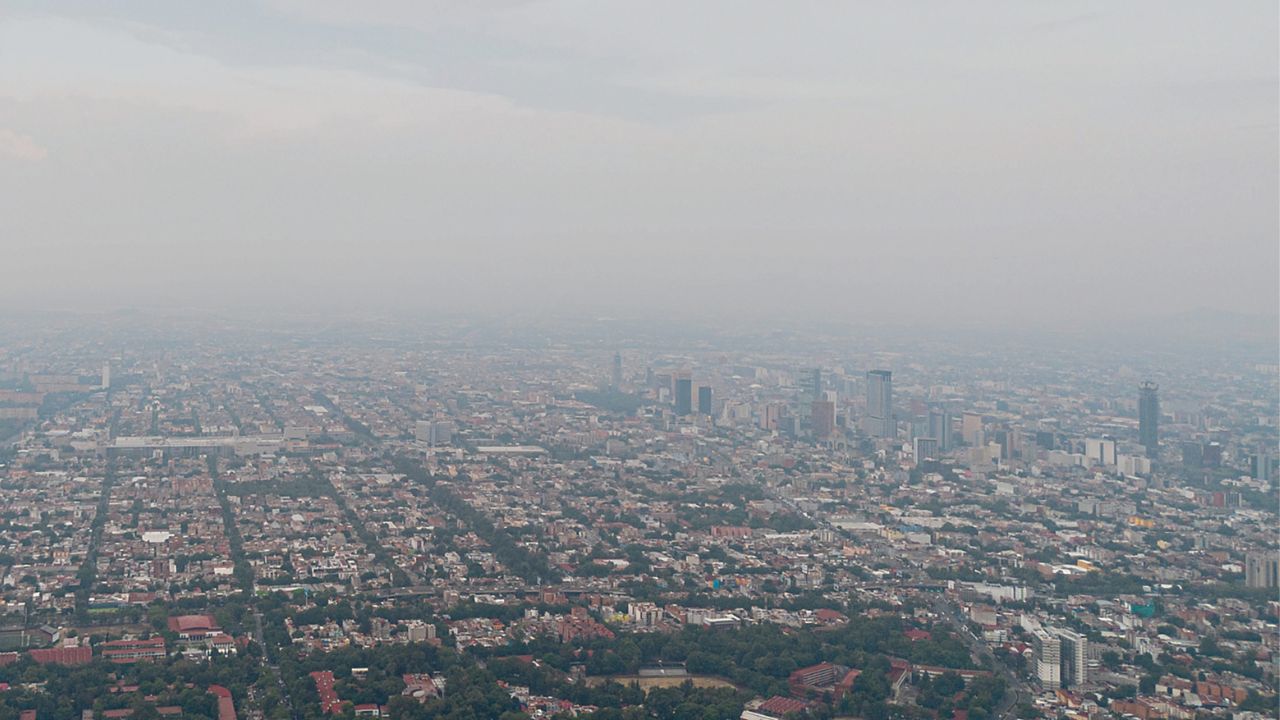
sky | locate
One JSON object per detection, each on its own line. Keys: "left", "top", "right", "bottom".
{"left": 0, "top": 1, "right": 1276, "bottom": 326}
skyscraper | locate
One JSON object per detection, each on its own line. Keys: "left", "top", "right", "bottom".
{"left": 961, "top": 412, "right": 984, "bottom": 446}
{"left": 928, "top": 407, "right": 952, "bottom": 450}
{"left": 1245, "top": 552, "right": 1279, "bottom": 589}
{"left": 1057, "top": 628, "right": 1091, "bottom": 688}
{"left": 811, "top": 399, "right": 835, "bottom": 439}
{"left": 759, "top": 403, "right": 783, "bottom": 431}
{"left": 1252, "top": 446, "right": 1277, "bottom": 482}
{"left": 808, "top": 367, "right": 822, "bottom": 400}
{"left": 863, "top": 370, "right": 893, "bottom": 438}
{"left": 1031, "top": 626, "right": 1091, "bottom": 690}
{"left": 1085, "top": 437, "right": 1117, "bottom": 467}
{"left": 1032, "top": 629, "right": 1062, "bottom": 690}
{"left": 698, "top": 385, "right": 713, "bottom": 415}
{"left": 675, "top": 377, "right": 693, "bottom": 416}
{"left": 1139, "top": 381, "right": 1159, "bottom": 458}
{"left": 611, "top": 352, "right": 622, "bottom": 390}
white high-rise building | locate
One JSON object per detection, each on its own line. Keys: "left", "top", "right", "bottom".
{"left": 101, "top": 362, "right": 111, "bottom": 390}
{"left": 1032, "top": 626, "right": 1091, "bottom": 690}
{"left": 1032, "top": 629, "right": 1062, "bottom": 690}
{"left": 415, "top": 420, "right": 455, "bottom": 446}
{"left": 1117, "top": 454, "right": 1152, "bottom": 476}
{"left": 1084, "top": 438, "right": 1117, "bottom": 467}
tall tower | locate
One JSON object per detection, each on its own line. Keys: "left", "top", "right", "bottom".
{"left": 1138, "top": 381, "right": 1159, "bottom": 458}
{"left": 1033, "top": 629, "right": 1063, "bottom": 690}
{"left": 811, "top": 400, "right": 835, "bottom": 439}
{"left": 928, "top": 407, "right": 952, "bottom": 450}
{"left": 697, "top": 385, "right": 713, "bottom": 415}
{"left": 611, "top": 352, "right": 623, "bottom": 390}
{"left": 864, "top": 370, "right": 893, "bottom": 438}
{"left": 101, "top": 362, "right": 111, "bottom": 390}
{"left": 675, "top": 377, "right": 693, "bottom": 416}
{"left": 1245, "top": 552, "right": 1279, "bottom": 589}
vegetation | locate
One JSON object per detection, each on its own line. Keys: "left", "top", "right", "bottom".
{"left": 396, "top": 459, "right": 562, "bottom": 583}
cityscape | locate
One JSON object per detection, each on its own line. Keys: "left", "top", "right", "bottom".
{"left": 0, "top": 314, "right": 1274, "bottom": 720}
{"left": 0, "top": 2, "right": 1277, "bottom": 720}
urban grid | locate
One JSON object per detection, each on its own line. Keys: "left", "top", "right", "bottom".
{"left": 0, "top": 316, "right": 1274, "bottom": 720}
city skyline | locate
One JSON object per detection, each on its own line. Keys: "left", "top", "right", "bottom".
{"left": 0, "top": 307, "right": 1275, "bottom": 720}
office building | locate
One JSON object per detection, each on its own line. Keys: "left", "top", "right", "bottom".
{"left": 811, "top": 400, "right": 835, "bottom": 439}
{"left": 961, "top": 412, "right": 984, "bottom": 446}
{"left": 1139, "top": 381, "right": 1159, "bottom": 458}
{"left": 1084, "top": 438, "right": 1117, "bottom": 467}
{"left": 1032, "top": 629, "right": 1062, "bottom": 690}
{"left": 101, "top": 362, "right": 111, "bottom": 390}
{"left": 863, "top": 370, "right": 893, "bottom": 438}
{"left": 928, "top": 407, "right": 952, "bottom": 450}
{"left": 913, "top": 437, "right": 938, "bottom": 461}
{"left": 909, "top": 415, "right": 930, "bottom": 442}
{"left": 1245, "top": 552, "right": 1278, "bottom": 589}
{"left": 698, "top": 385, "right": 713, "bottom": 416}
{"left": 1117, "top": 454, "right": 1152, "bottom": 476}
{"left": 1181, "top": 441, "right": 1203, "bottom": 469}
{"left": 1057, "top": 628, "right": 1090, "bottom": 688}
{"left": 760, "top": 403, "right": 784, "bottom": 431}
{"left": 1032, "top": 626, "right": 1090, "bottom": 690}
{"left": 1202, "top": 441, "right": 1223, "bottom": 467}
{"left": 415, "top": 420, "right": 454, "bottom": 446}
{"left": 611, "top": 352, "right": 622, "bottom": 390}
{"left": 994, "top": 429, "right": 1012, "bottom": 460}
{"left": 1252, "top": 448, "right": 1277, "bottom": 482}
{"left": 779, "top": 415, "right": 798, "bottom": 438}
{"left": 675, "top": 377, "right": 693, "bottom": 416}
{"left": 805, "top": 368, "right": 822, "bottom": 401}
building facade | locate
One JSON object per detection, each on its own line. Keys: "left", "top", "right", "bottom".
{"left": 863, "top": 370, "right": 893, "bottom": 438}
{"left": 1139, "top": 381, "right": 1159, "bottom": 458}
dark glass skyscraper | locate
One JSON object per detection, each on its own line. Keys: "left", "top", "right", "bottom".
{"left": 1139, "top": 381, "right": 1159, "bottom": 458}
{"left": 675, "top": 377, "right": 693, "bottom": 416}
{"left": 698, "top": 385, "right": 713, "bottom": 415}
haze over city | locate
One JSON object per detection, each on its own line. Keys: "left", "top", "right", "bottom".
{"left": 1, "top": 1, "right": 1277, "bottom": 325}
{"left": 0, "top": 6, "right": 1278, "bottom": 720}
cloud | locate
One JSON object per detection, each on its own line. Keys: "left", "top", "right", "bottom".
{"left": 262, "top": 0, "right": 537, "bottom": 30}
{"left": 620, "top": 71, "right": 861, "bottom": 102}
{"left": 1022, "top": 12, "right": 1104, "bottom": 35}
{"left": 0, "top": 128, "right": 47, "bottom": 161}
{"left": 0, "top": 3, "right": 1274, "bottom": 320}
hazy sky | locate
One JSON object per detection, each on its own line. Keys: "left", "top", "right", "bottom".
{"left": 1, "top": 1, "right": 1276, "bottom": 324}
